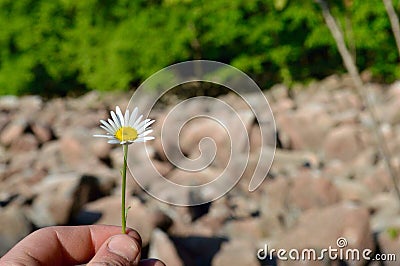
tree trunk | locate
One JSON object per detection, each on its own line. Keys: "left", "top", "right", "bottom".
{"left": 316, "top": 0, "right": 400, "bottom": 203}
{"left": 382, "top": 0, "right": 400, "bottom": 57}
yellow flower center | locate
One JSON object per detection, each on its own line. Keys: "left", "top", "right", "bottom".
{"left": 115, "top": 127, "right": 138, "bottom": 142}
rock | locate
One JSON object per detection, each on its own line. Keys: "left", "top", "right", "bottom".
{"left": 223, "top": 218, "right": 263, "bottom": 240}
{"left": 330, "top": 89, "right": 362, "bottom": 113}
{"left": 8, "top": 150, "right": 38, "bottom": 174}
{"left": 148, "top": 228, "right": 184, "bottom": 266}
{"left": 59, "top": 128, "right": 92, "bottom": 168}
{"left": 9, "top": 133, "right": 38, "bottom": 152}
{"left": 366, "top": 193, "right": 400, "bottom": 232}
{"left": 276, "top": 105, "right": 333, "bottom": 150}
{"left": 19, "top": 95, "right": 42, "bottom": 114}
{"left": 179, "top": 117, "right": 230, "bottom": 168}
{"left": 68, "top": 90, "right": 105, "bottom": 111}
{"left": 273, "top": 203, "right": 374, "bottom": 266}
{"left": 30, "top": 122, "right": 53, "bottom": 143}
{"left": 377, "top": 229, "right": 400, "bottom": 266}
{"left": 0, "top": 205, "right": 31, "bottom": 256}
{"left": 3, "top": 79, "right": 400, "bottom": 264}
{"left": 26, "top": 173, "right": 104, "bottom": 227}
{"left": 249, "top": 123, "right": 262, "bottom": 153}
{"left": 34, "top": 141, "right": 64, "bottom": 172}
{"left": 0, "top": 118, "right": 27, "bottom": 146}
{"left": 110, "top": 142, "right": 155, "bottom": 169}
{"left": 288, "top": 176, "right": 340, "bottom": 211}
{"left": 89, "top": 135, "right": 112, "bottom": 160}
{"left": 270, "top": 98, "right": 295, "bottom": 114}
{"left": 212, "top": 239, "right": 259, "bottom": 266}
{"left": 268, "top": 84, "right": 289, "bottom": 102}
{"left": 192, "top": 198, "right": 230, "bottom": 235}
{"left": 259, "top": 177, "right": 290, "bottom": 236}
{"left": 272, "top": 149, "right": 319, "bottom": 175}
{"left": 362, "top": 164, "right": 393, "bottom": 195}
{"left": 59, "top": 127, "right": 107, "bottom": 174}
{"left": 334, "top": 179, "right": 372, "bottom": 203}
{"left": 84, "top": 195, "right": 157, "bottom": 245}
{"left": 167, "top": 168, "right": 218, "bottom": 186}
{"left": 0, "top": 115, "right": 9, "bottom": 132}
{"left": 70, "top": 110, "right": 108, "bottom": 129}
{"left": 0, "top": 95, "right": 19, "bottom": 111}
{"left": 323, "top": 125, "right": 368, "bottom": 162}
{"left": 320, "top": 74, "right": 343, "bottom": 91}
{"left": 0, "top": 168, "right": 46, "bottom": 202}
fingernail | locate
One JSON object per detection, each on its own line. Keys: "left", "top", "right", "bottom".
{"left": 108, "top": 235, "right": 139, "bottom": 262}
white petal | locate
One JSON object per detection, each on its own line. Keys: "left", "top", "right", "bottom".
{"left": 124, "top": 109, "right": 130, "bottom": 127}
{"left": 135, "top": 136, "right": 155, "bottom": 142}
{"left": 100, "top": 125, "right": 114, "bottom": 134}
{"left": 136, "top": 119, "right": 150, "bottom": 131}
{"left": 108, "top": 118, "right": 118, "bottom": 131}
{"left": 133, "top": 115, "right": 143, "bottom": 128}
{"left": 111, "top": 111, "right": 121, "bottom": 128}
{"left": 116, "top": 106, "right": 125, "bottom": 126}
{"left": 108, "top": 139, "right": 121, "bottom": 144}
{"left": 93, "top": 134, "right": 114, "bottom": 139}
{"left": 129, "top": 107, "right": 139, "bottom": 127}
{"left": 137, "top": 120, "right": 155, "bottom": 133}
{"left": 100, "top": 120, "right": 115, "bottom": 133}
{"left": 138, "top": 129, "right": 153, "bottom": 137}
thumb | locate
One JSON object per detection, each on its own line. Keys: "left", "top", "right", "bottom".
{"left": 88, "top": 232, "right": 142, "bottom": 266}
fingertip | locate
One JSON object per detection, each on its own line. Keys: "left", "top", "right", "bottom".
{"left": 108, "top": 234, "right": 140, "bottom": 262}
{"left": 88, "top": 233, "right": 142, "bottom": 265}
{"left": 126, "top": 228, "right": 142, "bottom": 247}
{"left": 139, "top": 259, "right": 166, "bottom": 266}
{"left": 154, "top": 260, "right": 166, "bottom": 266}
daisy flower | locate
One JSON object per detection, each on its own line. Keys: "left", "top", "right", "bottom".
{"left": 93, "top": 106, "right": 155, "bottom": 234}
{"left": 94, "top": 106, "right": 155, "bottom": 144}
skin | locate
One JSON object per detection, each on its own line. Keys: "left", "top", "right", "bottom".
{"left": 0, "top": 225, "right": 165, "bottom": 266}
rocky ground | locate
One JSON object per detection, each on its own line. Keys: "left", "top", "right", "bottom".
{"left": 0, "top": 75, "right": 400, "bottom": 265}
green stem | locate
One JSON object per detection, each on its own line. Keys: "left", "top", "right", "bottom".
{"left": 121, "top": 144, "right": 128, "bottom": 234}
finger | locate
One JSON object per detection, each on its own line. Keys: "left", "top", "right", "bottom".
{"left": 139, "top": 259, "right": 167, "bottom": 266}
{"left": 88, "top": 232, "right": 141, "bottom": 266}
{"left": 0, "top": 225, "right": 141, "bottom": 266}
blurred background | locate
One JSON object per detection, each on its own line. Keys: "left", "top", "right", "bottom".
{"left": 1, "top": 0, "right": 400, "bottom": 265}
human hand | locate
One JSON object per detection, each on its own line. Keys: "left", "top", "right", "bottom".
{"left": 0, "top": 225, "right": 165, "bottom": 266}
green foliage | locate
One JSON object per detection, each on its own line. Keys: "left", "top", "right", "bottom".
{"left": 0, "top": 0, "right": 399, "bottom": 96}
{"left": 387, "top": 227, "right": 400, "bottom": 239}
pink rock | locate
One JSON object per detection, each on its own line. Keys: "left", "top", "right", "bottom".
{"left": 288, "top": 176, "right": 340, "bottom": 211}
{"left": 276, "top": 106, "right": 333, "bottom": 150}
{"left": 34, "top": 141, "right": 64, "bottom": 172}
{"left": 26, "top": 173, "right": 81, "bottom": 226}
{"left": 30, "top": 122, "right": 52, "bottom": 143}
{"left": 0, "top": 205, "right": 31, "bottom": 256}
{"left": 212, "top": 239, "right": 259, "bottom": 266}
{"left": 0, "top": 118, "right": 27, "bottom": 146}
{"left": 323, "top": 125, "right": 367, "bottom": 162}
{"left": 224, "top": 218, "right": 263, "bottom": 240}
{"left": 148, "top": 228, "right": 184, "bottom": 266}
{"left": 259, "top": 177, "right": 290, "bottom": 236}
{"left": 10, "top": 133, "right": 38, "bottom": 152}
{"left": 377, "top": 230, "right": 400, "bottom": 266}
{"left": 273, "top": 203, "right": 374, "bottom": 266}
{"left": 84, "top": 195, "right": 157, "bottom": 245}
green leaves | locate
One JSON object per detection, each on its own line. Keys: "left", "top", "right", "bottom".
{"left": 0, "top": 0, "right": 399, "bottom": 96}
